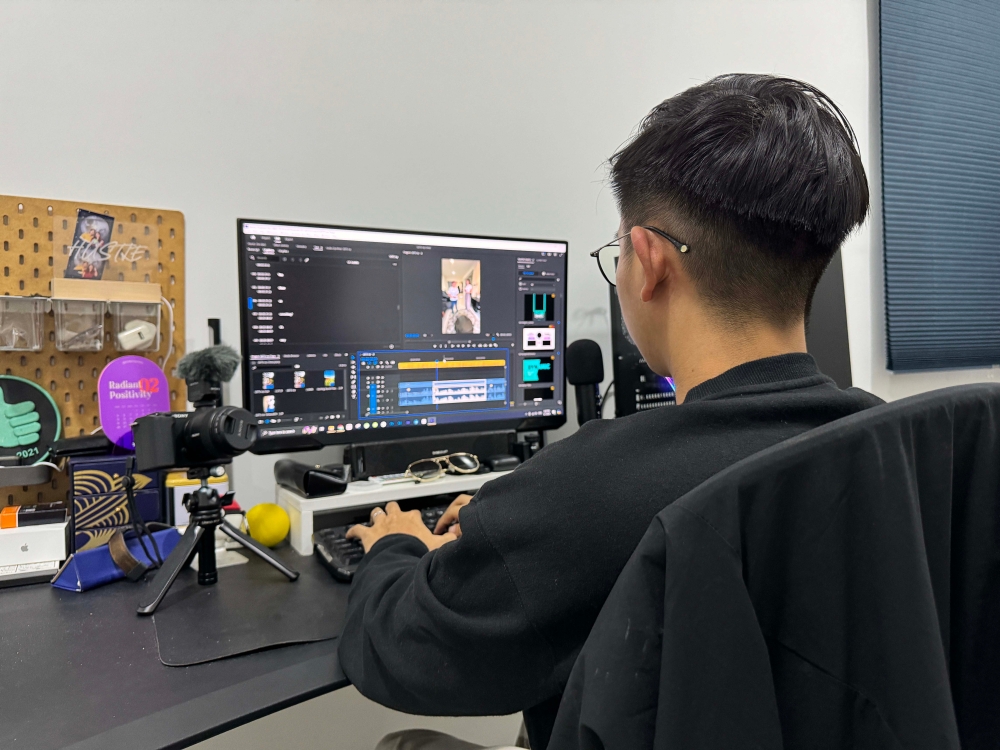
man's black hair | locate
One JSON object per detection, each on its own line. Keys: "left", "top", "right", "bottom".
{"left": 610, "top": 73, "right": 869, "bottom": 326}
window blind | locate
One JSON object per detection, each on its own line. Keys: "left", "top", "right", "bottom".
{"left": 881, "top": 0, "right": 1000, "bottom": 370}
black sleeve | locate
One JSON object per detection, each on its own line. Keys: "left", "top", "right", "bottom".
{"left": 337, "top": 498, "right": 557, "bottom": 716}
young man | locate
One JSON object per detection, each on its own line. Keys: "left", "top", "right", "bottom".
{"left": 340, "top": 74, "right": 879, "bottom": 750}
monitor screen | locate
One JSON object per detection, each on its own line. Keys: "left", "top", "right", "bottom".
{"left": 609, "top": 287, "right": 676, "bottom": 417}
{"left": 237, "top": 220, "right": 568, "bottom": 452}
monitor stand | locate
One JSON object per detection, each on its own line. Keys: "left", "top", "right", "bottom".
{"left": 345, "top": 430, "right": 516, "bottom": 479}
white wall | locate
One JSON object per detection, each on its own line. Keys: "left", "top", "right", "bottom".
{"left": 6, "top": 0, "right": 985, "bottom": 746}
{"left": 0, "top": 0, "right": 896, "bottom": 508}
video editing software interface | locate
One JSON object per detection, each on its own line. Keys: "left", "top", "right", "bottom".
{"left": 238, "top": 221, "right": 568, "bottom": 442}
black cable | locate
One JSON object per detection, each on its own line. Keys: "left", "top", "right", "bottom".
{"left": 124, "top": 485, "right": 157, "bottom": 568}
{"left": 123, "top": 457, "right": 163, "bottom": 568}
{"left": 599, "top": 380, "right": 614, "bottom": 418}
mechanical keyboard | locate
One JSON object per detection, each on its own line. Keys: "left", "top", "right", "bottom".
{"left": 314, "top": 503, "right": 451, "bottom": 582}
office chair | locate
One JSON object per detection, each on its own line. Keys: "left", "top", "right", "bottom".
{"left": 549, "top": 384, "right": 1000, "bottom": 750}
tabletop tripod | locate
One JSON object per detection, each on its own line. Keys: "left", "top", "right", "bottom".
{"left": 136, "top": 466, "right": 298, "bottom": 616}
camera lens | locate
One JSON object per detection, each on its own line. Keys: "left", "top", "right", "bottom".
{"left": 182, "top": 405, "right": 257, "bottom": 464}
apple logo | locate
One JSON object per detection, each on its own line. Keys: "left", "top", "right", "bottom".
{"left": 20, "top": 543, "right": 28, "bottom": 552}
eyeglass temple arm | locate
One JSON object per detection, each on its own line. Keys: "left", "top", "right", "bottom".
{"left": 642, "top": 226, "right": 689, "bottom": 252}
{"left": 591, "top": 228, "right": 687, "bottom": 254}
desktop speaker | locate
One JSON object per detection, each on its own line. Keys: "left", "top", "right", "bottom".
{"left": 273, "top": 460, "right": 348, "bottom": 498}
{"left": 345, "top": 431, "right": 514, "bottom": 479}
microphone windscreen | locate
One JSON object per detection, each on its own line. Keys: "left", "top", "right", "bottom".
{"left": 566, "top": 339, "right": 604, "bottom": 385}
{"left": 176, "top": 344, "right": 241, "bottom": 383}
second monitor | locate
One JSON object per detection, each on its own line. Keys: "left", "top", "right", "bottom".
{"left": 237, "top": 220, "right": 569, "bottom": 453}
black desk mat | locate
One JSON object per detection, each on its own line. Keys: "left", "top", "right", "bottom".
{"left": 150, "top": 546, "right": 349, "bottom": 666}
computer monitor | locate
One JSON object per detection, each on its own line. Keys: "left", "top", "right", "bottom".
{"left": 609, "top": 288, "right": 676, "bottom": 417}
{"left": 237, "top": 220, "right": 568, "bottom": 453}
{"left": 804, "top": 249, "right": 852, "bottom": 389}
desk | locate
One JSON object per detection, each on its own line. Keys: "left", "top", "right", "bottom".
{"left": 0, "top": 549, "right": 349, "bottom": 750}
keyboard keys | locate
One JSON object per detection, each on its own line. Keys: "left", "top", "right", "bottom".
{"left": 315, "top": 503, "right": 451, "bottom": 582}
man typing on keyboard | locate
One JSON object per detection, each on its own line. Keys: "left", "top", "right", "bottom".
{"left": 341, "top": 74, "right": 880, "bottom": 750}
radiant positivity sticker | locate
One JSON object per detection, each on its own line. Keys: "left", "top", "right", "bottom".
{"left": 98, "top": 356, "right": 171, "bottom": 449}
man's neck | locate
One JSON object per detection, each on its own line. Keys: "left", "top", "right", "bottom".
{"left": 668, "top": 320, "right": 807, "bottom": 404}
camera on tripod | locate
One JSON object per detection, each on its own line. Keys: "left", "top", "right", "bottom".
{"left": 132, "top": 346, "right": 257, "bottom": 472}
{"left": 128, "top": 345, "right": 298, "bottom": 616}
{"left": 132, "top": 407, "right": 256, "bottom": 473}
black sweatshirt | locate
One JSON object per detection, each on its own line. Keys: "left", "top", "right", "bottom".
{"left": 338, "top": 354, "right": 883, "bottom": 750}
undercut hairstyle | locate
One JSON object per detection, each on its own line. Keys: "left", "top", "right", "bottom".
{"left": 610, "top": 74, "right": 869, "bottom": 327}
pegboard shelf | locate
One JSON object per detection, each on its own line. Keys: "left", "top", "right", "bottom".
{"left": 0, "top": 464, "right": 52, "bottom": 488}
{"left": 0, "top": 195, "right": 185, "bottom": 507}
{"left": 51, "top": 278, "right": 162, "bottom": 303}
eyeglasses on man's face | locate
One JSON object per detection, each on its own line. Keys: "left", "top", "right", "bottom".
{"left": 589, "top": 226, "right": 690, "bottom": 286}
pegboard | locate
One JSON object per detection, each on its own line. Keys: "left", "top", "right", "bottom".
{"left": 0, "top": 195, "right": 185, "bottom": 506}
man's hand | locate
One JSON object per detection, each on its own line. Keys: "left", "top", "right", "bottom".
{"left": 346, "top": 502, "right": 458, "bottom": 553}
{"left": 434, "top": 493, "right": 474, "bottom": 537}
{"left": 0, "top": 389, "right": 41, "bottom": 449}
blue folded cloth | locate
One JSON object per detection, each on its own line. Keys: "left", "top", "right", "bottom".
{"left": 52, "top": 528, "right": 181, "bottom": 592}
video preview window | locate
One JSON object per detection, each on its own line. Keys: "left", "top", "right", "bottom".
{"left": 442, "top": 258, "right": 481, "bottom": 334}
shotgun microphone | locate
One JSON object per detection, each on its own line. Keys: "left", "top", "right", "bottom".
{"left": 566, "top": 339, "right": 604, "bottom": 427}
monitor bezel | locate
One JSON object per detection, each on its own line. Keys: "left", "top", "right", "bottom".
{"left": 237, "top": 218, "right": 569, "bottom": 453}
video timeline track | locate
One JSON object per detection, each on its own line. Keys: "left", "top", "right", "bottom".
{"left": 359, "top": 349, "right": 511, "bottom": 420}
{"left": 252, "top": 347, "right": 565, "bottom": 436}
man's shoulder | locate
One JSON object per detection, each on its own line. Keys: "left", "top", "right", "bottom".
{"left": 535, "top": 407, "right": 682, "bottom": 460}
{"left": 473, "top": 407, "right": 687, "bottom": 504}
{"left": 844, "top": 386, "right": 885, "bottom": 408}
{"left": 477, "top": 384, "right": 881, "bottom": 503}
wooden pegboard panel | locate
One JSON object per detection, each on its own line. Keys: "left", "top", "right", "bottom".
{"left": 0, "top": 195, "right": 185, "bottom": 506}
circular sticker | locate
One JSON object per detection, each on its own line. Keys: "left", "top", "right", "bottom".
{"left": 98, "top": 356, "right": 171, "bottom": 449}
{"left": 0, "top": 375, "right": 61, "bottom": 464}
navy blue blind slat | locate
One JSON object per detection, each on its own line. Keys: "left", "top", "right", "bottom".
{"left": 881, "top": 0, "right": 1000, "bottom": 371}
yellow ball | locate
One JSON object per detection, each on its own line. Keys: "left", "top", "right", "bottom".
{"left": 245, "top": 503, "right": 290, "bottom": 547}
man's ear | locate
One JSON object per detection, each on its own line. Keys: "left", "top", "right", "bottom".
{"left": 630, "top": 226, "right": 672, "bottom": 303}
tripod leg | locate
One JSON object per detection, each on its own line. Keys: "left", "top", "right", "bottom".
{"left": 219, "top": 523, "right": 299, "bottom": 581}
{"left": 137, "top": 524, "right": 205, "bottom": 616}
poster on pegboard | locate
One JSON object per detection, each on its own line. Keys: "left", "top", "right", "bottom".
{"left": 57, "top": 207, "right": 161, "bottom": 283}
{"left": 0, "top": 196, "right": 185, "bottom": 507}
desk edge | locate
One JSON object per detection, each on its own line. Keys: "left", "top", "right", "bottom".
{"left": 62, "top": 648, "right": 349, "bottom": 750}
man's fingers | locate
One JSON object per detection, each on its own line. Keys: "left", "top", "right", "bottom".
{"left": 345, "top": 524, "right": 369, "bottom": 542}
{"left": 370, "top": 506, "right": 386, "bottom": 524}
{"left": 434, "top": 494, "right": 473, "bottom": 534}
{"left": 434, "top": 508, "right": 459, "bottom": 534}
{"left": 385, "top": 501, "right": 402, "bottom": 515}
{"left": 346, "top": 523, "right": 376, "bottom": 552}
